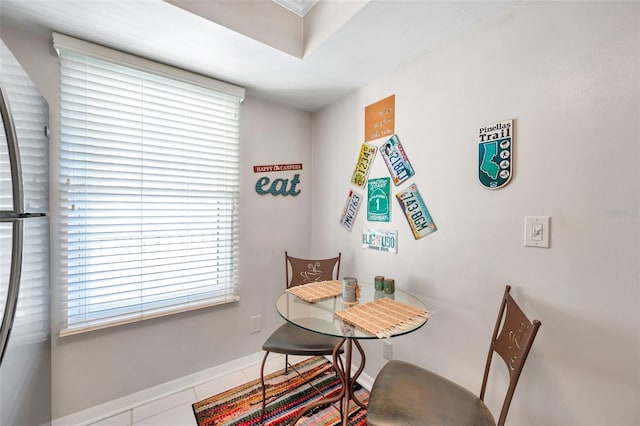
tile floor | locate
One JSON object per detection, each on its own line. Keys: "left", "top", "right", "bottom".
{"left": 87, "top": 354, "right": 306, "bottom": 426}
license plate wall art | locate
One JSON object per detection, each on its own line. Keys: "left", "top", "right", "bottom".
{"left": 350, "top": 143, "right": 377, "bottom": 189}
{"left": 478, "top": 119, "right": 514, "bottom": 189}
{"left": 396, "top": 183, "right": 437, "bottom": 239}
{"left": 367, "top": 177, "right": 391, "bottom": 222}
{"left": 339, "top": 190, "right": 363, "bottom": 232}
{"left": 362, "top": 228, "right": 398, "bottom": 253}
{"left": 380, "top": 134, "right": 415, "bottom": 186}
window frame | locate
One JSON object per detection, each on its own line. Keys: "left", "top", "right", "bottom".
{"left": 53, "top": 33, "right": 245, "bottom": 336}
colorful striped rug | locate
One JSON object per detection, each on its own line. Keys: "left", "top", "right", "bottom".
{"left": 192, "top": 356, "right": 368, "bottom": 425}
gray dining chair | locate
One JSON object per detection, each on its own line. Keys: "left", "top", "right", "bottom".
{"left": 259, "top": 251, "right": 344, "bottom": 422}
{"left": 367, "top": 285, "right": 541, "bottom": 426}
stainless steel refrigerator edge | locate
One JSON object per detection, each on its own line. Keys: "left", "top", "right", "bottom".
{"left": 0, "top": 38, "right": 51, "bottom": 425}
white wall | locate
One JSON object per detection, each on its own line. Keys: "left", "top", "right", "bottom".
{"left": 0, "top": 25, "right": 313, "bottom": 418}
{"left": 311, "top": 2, "right": 639, "bottom": 425}
{"left": 2, "top": 2, "right": 639, "bottom": 424}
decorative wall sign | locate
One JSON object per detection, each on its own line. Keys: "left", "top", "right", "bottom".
{"left": 380, "top": 134, "right": 415, "bottom": 186}
{"left": 255, "top": 174, "right": 301, "bottom": 196}
{"left": 339, "top": 190, "right": 363, "bottom": 232}
{"left": 253, "top": 163, "right": 303, "bottom": 173}
{"left": 478, "top": 119, "right": 513, "bottom": 189}
{"left": 362, "top": 228, "right": 398, "bottom": 253}
{"left": 350, "top": 143, "right": 377, "bottom": 189}
{"left": 365, "top": 95, "right": 395, "bottom": 142}
{"left": 396, "top": 183, "right": 437, "bottom": 240}
{"left": 367, "top": 177, "right": 391, "bottom": 222}
{"left": 253, "top": 163, "right": 303, "bottom": 196}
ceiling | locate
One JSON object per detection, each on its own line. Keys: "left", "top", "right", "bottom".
{"left": 0, "top": 0, "right": 517, "bottom": 112}
{"left": 272, "top": 0, "right": 319, "bottom": 17}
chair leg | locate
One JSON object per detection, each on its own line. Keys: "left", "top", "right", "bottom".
{"left": 285, "top": 354, "right": 289, "bottom": 374}
{"left": 260, "top": 351, "right": 270, "bottom": 424}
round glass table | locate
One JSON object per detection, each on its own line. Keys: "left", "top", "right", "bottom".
{"left": 276, "top": 282, "right": 429, "bottom": 425}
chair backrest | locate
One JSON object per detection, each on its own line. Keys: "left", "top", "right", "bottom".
{"left": 285, "top": 251, "right": 341, "bottom": 289}
{"left": 479, "top": 285, "right": 541, "bottom": 426}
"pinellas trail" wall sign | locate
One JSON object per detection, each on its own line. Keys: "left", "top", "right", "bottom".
{"left": 478, "top": 119, "right": 514, "bottom": 189}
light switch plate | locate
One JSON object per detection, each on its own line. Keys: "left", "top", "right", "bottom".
{"left": 524, "top": 216, "right": 550, "bottom": 248}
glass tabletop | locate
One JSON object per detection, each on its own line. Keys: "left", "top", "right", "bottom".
{"left": 276, "top": 282, "right": 429, "bottom": 339}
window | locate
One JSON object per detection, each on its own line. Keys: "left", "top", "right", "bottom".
{"left": 54, "top": 34, "right": 244, "bottom": 336}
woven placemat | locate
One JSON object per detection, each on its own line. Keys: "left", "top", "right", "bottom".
{"left": 335, "top": 297, "right": 429, "bottom": 338}
{"left": 286, "top": 280, "right": 343, "bottom": 303}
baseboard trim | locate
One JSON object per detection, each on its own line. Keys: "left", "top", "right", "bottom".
{"left": 52, "top": 352, "right": 374, "bottom": 426}
{"left": 52, "top": 352, "right": 265, "bottom": 426}
{"left": 356, "top": 368, "right": 374, "bottom": 391}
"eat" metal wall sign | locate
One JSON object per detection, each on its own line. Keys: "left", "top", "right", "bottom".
{"left": 253, "top": 163, "right": 303, "bottom": 196}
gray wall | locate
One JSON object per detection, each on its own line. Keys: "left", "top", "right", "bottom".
{"left": 310, "top": 2, "right": 639, "bottom": 425}
{"left": 1, "top": 25, "right": 314, "bottom": 418}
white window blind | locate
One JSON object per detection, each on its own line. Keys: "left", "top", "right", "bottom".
{"left": 55, "top": 34, "right": 243, "bottom": 336}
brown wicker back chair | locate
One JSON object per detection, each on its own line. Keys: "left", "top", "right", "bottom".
{"left": 367, "top": 285, "right": 541, "bottom": 426}
{"left": 259, "top": 251, "right": 343, "bottom": 423}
